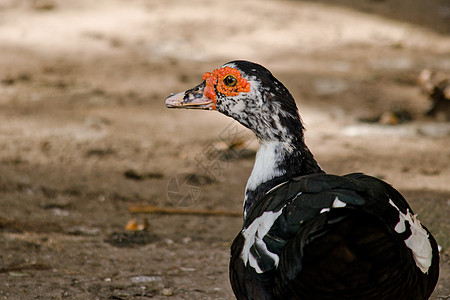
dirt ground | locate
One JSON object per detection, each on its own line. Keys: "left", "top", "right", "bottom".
{"left": 0, "top": 0, "right": 449, "bottom": 299}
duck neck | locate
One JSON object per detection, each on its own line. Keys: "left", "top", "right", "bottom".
{"left": 243, "top": 138, "right": 323, "bottom": 219}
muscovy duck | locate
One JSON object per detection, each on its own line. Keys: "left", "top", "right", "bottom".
{"left": 165, "top": 60, "right": 439, "bottom": 299}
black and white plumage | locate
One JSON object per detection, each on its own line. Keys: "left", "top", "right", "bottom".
{"left": 165, "top": 60, "right": 439, "bottom": 299}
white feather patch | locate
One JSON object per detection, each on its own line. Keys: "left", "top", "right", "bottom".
{"left": 332, "top": 197, "right": 347, "bottom": 208}
{"left": 241, "top": 208, "right": 284, "bottom": 273}
{"left": 245, "top": 141, "right": 286, "bottom": 191}
{"left": 388, "top": 199, "right": 432, "bottom": 273}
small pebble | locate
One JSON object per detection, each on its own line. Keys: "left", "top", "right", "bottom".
{"left": 52, "top": 208, "right": 69, "bottom": 216}
{"left": 130, "top": 275, "right": 162, "bottom": 283}
{"left": 162, "top": 288, "right": 174, "bottom": 296}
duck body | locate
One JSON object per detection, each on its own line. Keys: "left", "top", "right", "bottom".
{"left": 165, "top": 60, "right": 439, "bottom": 299}
{"left": 230, "top": 173, "right": 439, "bottom": 300}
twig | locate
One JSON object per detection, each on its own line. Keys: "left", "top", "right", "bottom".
{"left": 129, "top": 205, "right": 242, "bottom": 217}
{"left": 0, "top": 263, "right": 50, "bottom": 274}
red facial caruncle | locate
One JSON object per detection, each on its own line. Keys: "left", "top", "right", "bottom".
{"left": 202, "top": 66, "right": 251, "bottom": 110}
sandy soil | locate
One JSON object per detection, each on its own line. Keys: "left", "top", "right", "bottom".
{"left": 0, "top": 0, "right": 449, "bottom": 299}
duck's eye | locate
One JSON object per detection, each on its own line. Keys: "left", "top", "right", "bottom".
{"left": 223, "top": 75, "right": 237, "bottom": 87}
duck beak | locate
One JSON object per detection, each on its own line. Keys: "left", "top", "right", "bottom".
{"left": 165, "top": 82, "right": 216, "bottom": 110}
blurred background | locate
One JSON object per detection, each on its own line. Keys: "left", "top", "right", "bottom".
{"left": 0, "top": 0, "right": 449, "bottom": 298}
